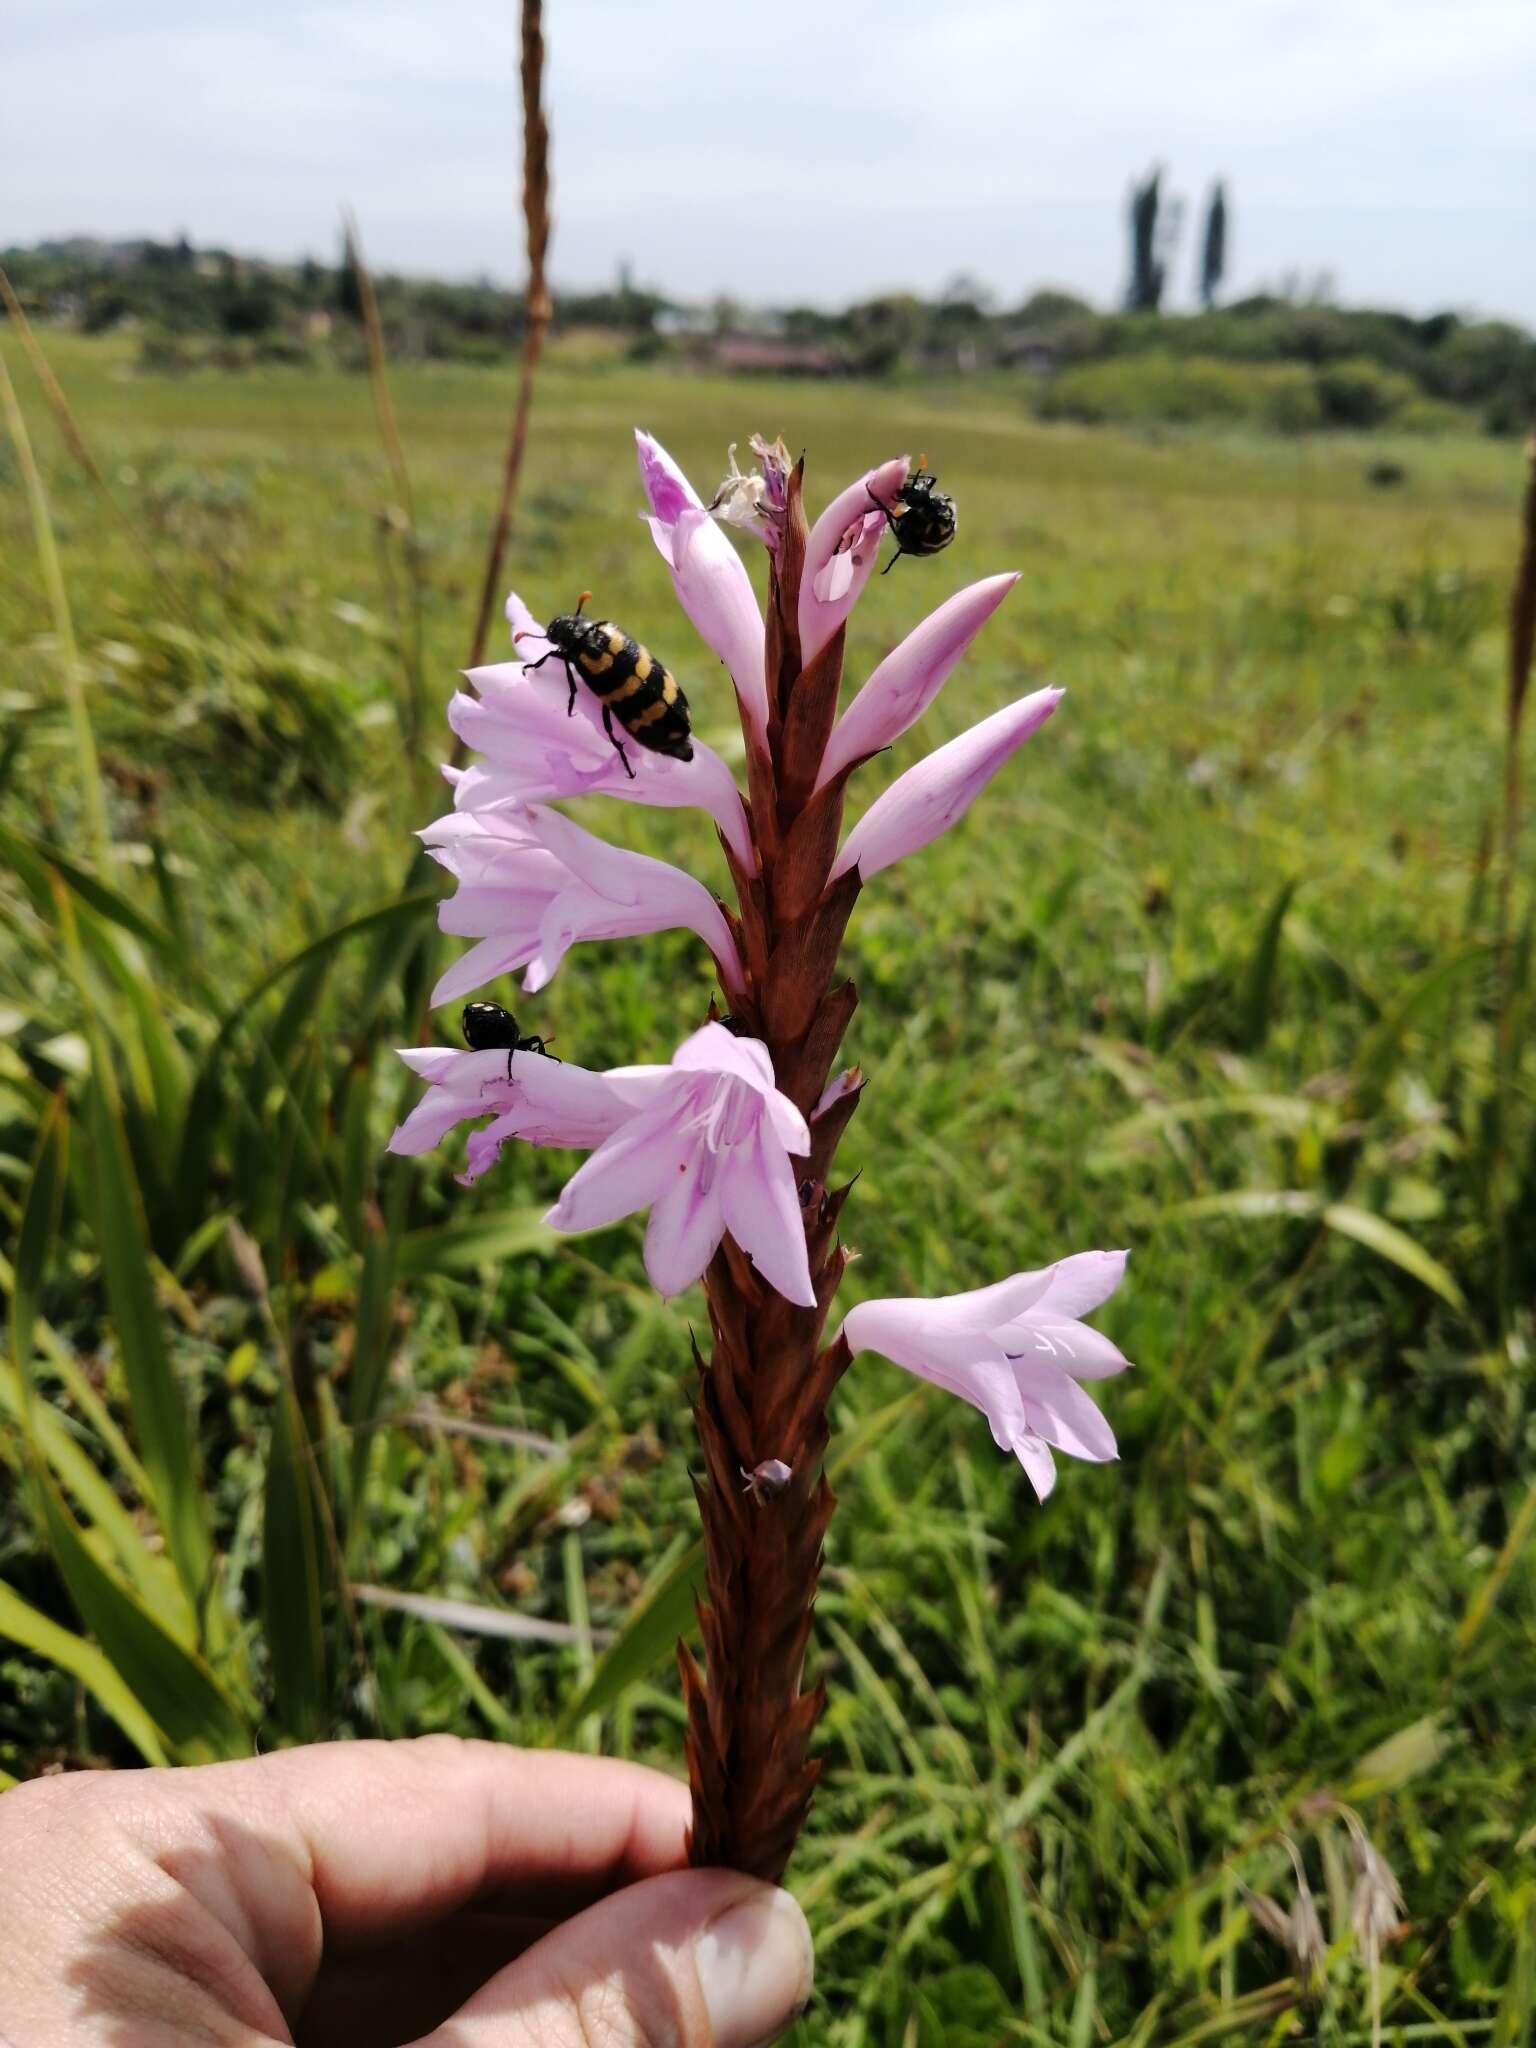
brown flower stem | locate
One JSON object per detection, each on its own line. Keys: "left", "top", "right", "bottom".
{"left": 681, "top": 461, "right": 863, "bottom": 1881}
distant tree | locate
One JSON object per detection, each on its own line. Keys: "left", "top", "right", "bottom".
{"left": 337, "top": 233, "right": 364, "bottom": 322}
{"left": 1198, "top": 181, "right": 1227, "bottom": 308}
{"left": 1126, "top": 167, "right": 1175, "bottom": 313}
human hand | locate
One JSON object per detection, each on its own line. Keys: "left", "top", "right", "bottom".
{"left": 0, "top": 1735, "right": 813, "bottom": 2046}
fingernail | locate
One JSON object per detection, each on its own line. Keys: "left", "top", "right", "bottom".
{"left": 694, "top": 1884, "right": 814, "bottom": 2047}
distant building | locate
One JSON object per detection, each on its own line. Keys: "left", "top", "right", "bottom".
{"left": 710, "top": 335, "right": 844, "bottom": 376}
{"left": 997, "top": 329, "right": 1066, "bottom": 374}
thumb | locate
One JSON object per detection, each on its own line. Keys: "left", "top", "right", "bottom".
{"left": 412, "top": 1867, "right": 814, "bottom": 2048}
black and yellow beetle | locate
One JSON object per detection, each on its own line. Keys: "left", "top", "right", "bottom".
{"left": 519, "top": 594, "right": 693, "bottom": 778}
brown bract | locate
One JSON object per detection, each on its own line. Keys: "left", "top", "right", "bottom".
{"left": 680, "top": 462, "right": 865, "bottom": 1881}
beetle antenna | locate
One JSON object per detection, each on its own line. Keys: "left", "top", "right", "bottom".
{"left": 576, "top": 589, "right": 591, "bottom": 613}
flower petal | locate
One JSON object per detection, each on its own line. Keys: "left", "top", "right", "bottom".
{"left": 543, "top": 1092, "right": 692, "bottom": 1234}
{"left": 818, "top": 573, "right": 1020, "bottom": 789}
{"left": 426, "top": 800, "right": 745, "bottom": 998}
{"left": 1013, "top": 1432, "right": 1058, "bottom": 1502}
{"left": 1012, "top": 1317, "right": 1130, "bottom": 1381}
{"left": 671, "top": 1021, "right": 776, "bottom": 1093}
{"left": 833, "top": 686, "right": 1064, "bottom": 882}
{"left": 1035, "top": 1249, "right": 1129, "bottom": 1320}
{"left": 800, "top": 456, "right": 909, "bottom": 663}
{"left": 454, "top": 614, "right": 756, "bottom": 871}
{"left": 636, "top": 431, "right": 769, "bottom": 739}
{"left": 643, "top": 1150, "right": 727, "bottom": 1297}
{"left": 1014, "top": 1358, "right": 1119, "bottom": 1462}
{"left": 721, "top": 1128, "right": 816, "bottom": 1307}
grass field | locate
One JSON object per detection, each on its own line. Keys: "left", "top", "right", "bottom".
{"left": 2, "top": 330, "right": 1534, "bottom": 2044}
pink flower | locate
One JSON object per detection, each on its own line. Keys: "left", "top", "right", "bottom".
{"left": 546, "top": 1023, "right": 814, "bottom": 1305}
{"left": 448, "top": 594, "right": 755, "bottom": 870}
{"left": 840, "top": 1252, "right": 1131, "bottom": 1500}
{"left": 832, "top": 686, "right": 1063, "bottom": 882}
{"left": 800, "top": 456, "right": 910, "bottom": 664}
{"left": 635, "top": 431, "right": 769, "bottom": 739}
{"left": 389, "top": 1023, "right": 816, "bottom": 1305}
{"left": 817, "top": 573, "right": 1020, "bottom": 789}
{"left": 387, "top": 1044, "right": 631, "bottom": 1187}
{"left": 421, "top": 802, "right": 746, "bottom": 1004}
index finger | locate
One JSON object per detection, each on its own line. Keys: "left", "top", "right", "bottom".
{"left": 151, "top": 1735, "right": 692, "bottom": 1950}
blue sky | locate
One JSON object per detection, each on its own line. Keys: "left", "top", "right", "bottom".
{"left": 8, "top": 0, "right": 1535, "bottom": 321}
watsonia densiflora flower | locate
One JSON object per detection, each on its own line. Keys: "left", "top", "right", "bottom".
{"left": 390, "top": 432, "right": 1131, "bottom": 1879}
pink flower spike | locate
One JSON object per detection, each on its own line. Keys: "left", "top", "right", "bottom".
{"left": 387, "top": 1046, "right": 634, "bottom": 1185}
{"left": 635, "top": 430, "right": 769, "bottom": 740}
{"left": 445, "top": 595, "right": 755, "bottom": 872}
{"left": 800, "top": 456, "right": 910, "bottom": 664}
{"left": 839, "top": 1251, "right": 1131, "bottom": 1501}
{"left": 546, "top": 1021, "right": 814, "bottom": 1305}
{"left": 422, "top": 803, "right": 746, "bottom": 1004}
{"left": 832, "top": 686, "right": 1064, "bottom": 883}
{"left": 817, "top": 573, "right": 1021, "bottom": 790}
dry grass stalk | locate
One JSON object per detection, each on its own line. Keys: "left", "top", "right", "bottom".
{"left": 465, "top": 0, "right": 553, "bottom": 674}
{"left": 679, "top": 464, "right": 865, "bottom": 1881}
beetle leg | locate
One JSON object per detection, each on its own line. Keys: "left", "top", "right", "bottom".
{"left": 602, "top": 705, "right": 636, "bottom": 779}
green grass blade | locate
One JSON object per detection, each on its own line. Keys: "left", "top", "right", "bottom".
{"left": 262, "top": 1382, "right": 331, "bottom": 1742}
{"left": 1321, "top": 1202, "right": 1467, "bottom": 1311}
{"left": 84, "top": 1058, "right": 214, "bottom": 1603}
{"left": 551, "top": 1534, "right": 700, "bottom": 1744}
{"left": 0, "top": 1580, "right": 168, "bottom": 1765}
{"left": 35, "top": 1475, "right": 249, "bottom": 1760}
{"left": 395, "top": 1205, "right": 558, "bottom": 1277}
{"left": 1238, "top": 877, "right": 1298, "bottom": 1051}
{"left": 9, "top": 1090, "right": 66, "bottom": 1387}
{"left": 0, "top": 345, "right": 110, "bottom": 868}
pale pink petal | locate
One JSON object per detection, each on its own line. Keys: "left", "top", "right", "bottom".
{"left": 1013, "top": 1318, "right": 1129, "bottom": 1381}
{"left": 543, "top": 1096, "right": 693, "bottom": 1234}
{"left": 818, "top": 573, "right": 1021, "bottom": 789}
{"left": 388, "top": 1047, "right": 629, "bottom": 1166}
{"left": 840, "top": 1297, "right": 993, "bottom": 1378}
{"left": 833, "top": 687, "right": 1064, "bottom": 882}
{"left": 720, "top": 1129, "right": 816, "bottom": 1307}
{"left": 643, "top": 1152, "right": 727, "bottom": 1297}
{"left": 454, "top": 615, "right": 756, "bottom": 870}
{"left": 1014, "top": 1358, "right": 1119, "bottom": 1462}
{"left": 671, "top": 1022, "right": 776, "bottom": 1093}
{"left": 396, "top": 1046, "right": 479, "bottom": 1083}
{"left": 1034, "top": 1249, "right": 1129, "bottom": 1321}
{"left": 1013, "top": 1433, "right": 1058, "bottom": 1502}
{"left": 632, "top": 429, "right": 703, "bottom": 524}
{"left": 800, "top": 456, "right": 909, "bottom": 663}
{"left": 911, "top": 1269, "right": 1057, "bottom": 1333}
{"left": 458, "top": 1109, "right": 525, "bottom": 1185}
{"left": 762, "top": 1088, "right": 811, "bottom": 1159}
{"left": 427, "top": 800, "right": 746, "bottom": 999}
{"left": 388, "top": 1082, "right": 484, "bottom": 1158}
{"left": 636, "top": 431, "right": 769, "bottom": 739}
{"left": 430, "top": 935, "right": 535, "bottom": 1006}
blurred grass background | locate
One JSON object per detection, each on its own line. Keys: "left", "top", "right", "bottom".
{"left": 2, "top": 327, "right": 1533, "bottom": 2043}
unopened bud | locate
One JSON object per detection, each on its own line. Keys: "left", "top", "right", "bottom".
{"left": 741, "top": 1458, "right": 793, "bottom": 1503}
